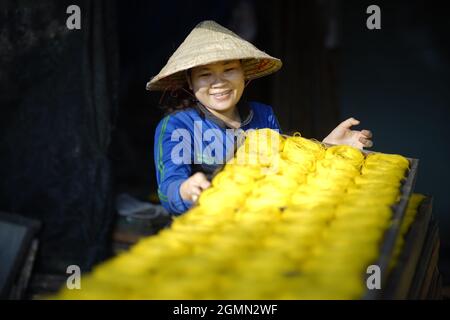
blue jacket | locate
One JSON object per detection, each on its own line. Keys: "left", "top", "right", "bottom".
{"left": 154, "top": 100, "right": 281, "bottom": 215}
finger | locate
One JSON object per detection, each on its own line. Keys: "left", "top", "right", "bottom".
{"left": 339, "top": 117, "right": 360, "bottom": 129}
{"left": 191, "top": 172, "right": 203, "bottom": 179}
{"left": 190, "top": 186, "right": 202, "bottom": 202}
{"left": 199, "top": 179, "right": 211, "bottom": 190}
{"left": 192, "top": 172, "right": 211, "bottom": 189}
{"left": 361, "top": 130, "right": 373, "bottom": 138}
{"left": 192, "top": 172, "right": 208, "bottom": 182}
{"left": 358, "top": 136, "right": 373, "bottom": 148}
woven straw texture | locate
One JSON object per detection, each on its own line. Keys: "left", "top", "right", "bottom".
{"left": 146, "top": 20, "right": 282, "bottom": 91}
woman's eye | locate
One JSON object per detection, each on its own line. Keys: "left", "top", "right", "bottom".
{"left": 225, "top": 68, "right": 235, "bottom": 72}
{"left": 200, "top": 73, "right": 211, "bottom": 77}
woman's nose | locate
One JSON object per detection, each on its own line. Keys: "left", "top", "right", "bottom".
{"left": 210, "top": 73, "right": 227, "bottom": 86}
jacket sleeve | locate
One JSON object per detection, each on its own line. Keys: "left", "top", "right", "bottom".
{"left": 154, "top": 115, "right": 193, "bottom": 215}
{"left": 264, "top": 104, "right": 282, "bottom": 132}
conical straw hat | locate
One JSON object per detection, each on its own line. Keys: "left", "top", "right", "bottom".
{"left": 146, "top": 20, "right": 282, "bottom": 91}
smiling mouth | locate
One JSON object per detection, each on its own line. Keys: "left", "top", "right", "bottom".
{"left": 211, "top": 90, "right": 232, "bottom": 97}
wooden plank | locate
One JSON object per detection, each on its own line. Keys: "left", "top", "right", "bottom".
{"left": 426, "top": 267, "right": 443, "bottom": 299}
{"left": 9, "top": 239, "right": 39, "bottom": 300}
{"left": 363, "top": 157, "right": 419, "bottom": 299}
{"left": 418, "top": 232, "right": 440, "bottom": 299}
{"left": 381, "top": 196, "right": 433, "bottom": 299}
{"left": 407, "top": 216, "right": 440, "bottom": 299}
{"left": 0, "top": 212, "right": 41, "bottom": 299}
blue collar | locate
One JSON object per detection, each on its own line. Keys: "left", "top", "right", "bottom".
{"left": 194, "top": 100, "right": 254, "bottom": 129}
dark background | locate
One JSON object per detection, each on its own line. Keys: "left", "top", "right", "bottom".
{"left": 1, "top": 0, "right": 449, "bottom": 285}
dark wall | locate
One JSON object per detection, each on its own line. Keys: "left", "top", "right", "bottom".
{"left": 265, "top": 0, "right": 341, "bottom": 139}
{"left": 0, "top": 0, "right": 118, "bottom": 273}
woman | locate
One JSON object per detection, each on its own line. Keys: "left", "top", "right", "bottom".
{"left": 147, "top": 21, "right": 373, "bottom": 215}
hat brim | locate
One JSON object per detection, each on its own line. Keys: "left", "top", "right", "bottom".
{"left": 146, "top": 57, "right": 282, "bottom": 91}
{"left": 146, "top": 20, "right": 282, "bottom": 92}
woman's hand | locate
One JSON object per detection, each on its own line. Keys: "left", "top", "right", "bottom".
{"left": 180, "top": 172, "right": 211, "bottom": 202}
{"left": 323, "top": 118, "right": 373, "bottom": 150}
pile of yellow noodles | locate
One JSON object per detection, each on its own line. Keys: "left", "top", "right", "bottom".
{"left": 54, "top": 129, "right": 419, "bottom": 300}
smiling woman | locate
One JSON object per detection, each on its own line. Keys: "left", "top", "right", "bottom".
{"left": 188, "top": 60, "right": 245, "bottom": 129}
{"left": 148, "top": 20, "right": 373, "bottom": 215}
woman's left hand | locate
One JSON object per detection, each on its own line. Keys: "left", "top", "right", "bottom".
{"left": 323, "top": 117, "right": 373, "bottom": 149}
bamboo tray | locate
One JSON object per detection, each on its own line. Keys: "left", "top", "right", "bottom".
{"left": 362, "top": 155, "right": 419, "bottom": 299}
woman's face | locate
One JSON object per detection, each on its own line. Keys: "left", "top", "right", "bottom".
{"left": 189, "top": 60, "right": 245, "bottom": 113}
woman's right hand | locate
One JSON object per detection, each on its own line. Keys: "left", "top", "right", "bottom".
{"left": 180, "top": 172, "right": 211, "bottom": 202}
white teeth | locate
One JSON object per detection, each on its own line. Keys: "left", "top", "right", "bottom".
{"left": 213, "top": 91, "right": 230, "bottom": 97}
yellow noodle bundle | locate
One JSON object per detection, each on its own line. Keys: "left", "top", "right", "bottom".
{"left": 282, "top": 134, "right": 325, "bottom": 164}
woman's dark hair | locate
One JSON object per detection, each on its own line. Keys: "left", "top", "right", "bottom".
{"left": 158, "top": 86, "right": 197, "bottom": 115}
{"left": 158, "top": 69, "right": 196, "bottom": 115}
